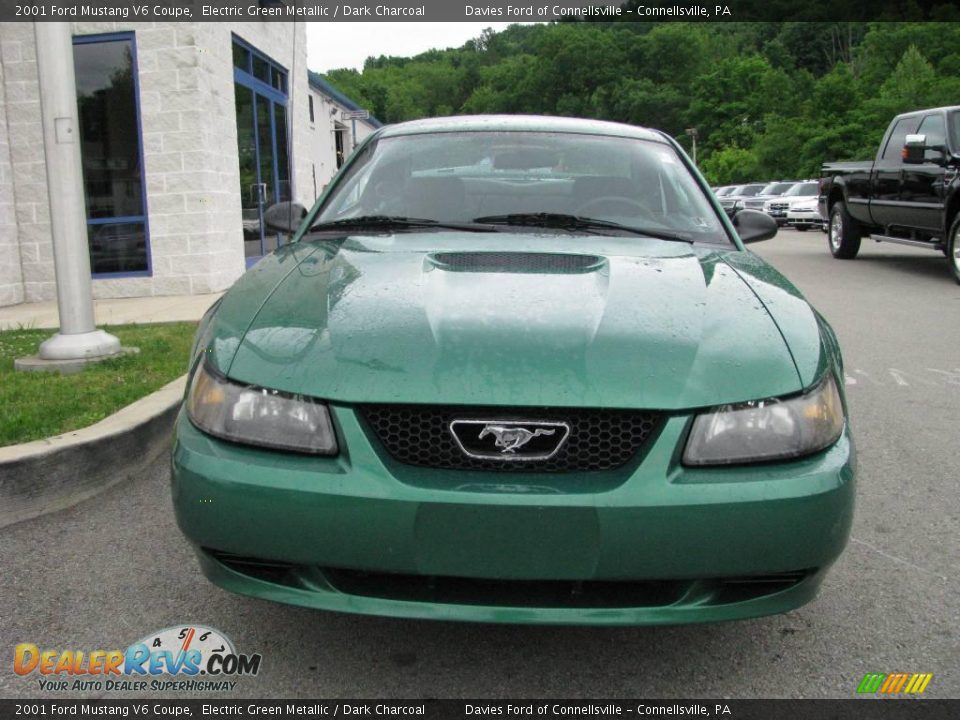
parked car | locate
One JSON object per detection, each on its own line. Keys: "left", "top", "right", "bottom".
{"left": 717, "top": 183, "right": 767, "bottom": 214}
{"left": 172, "top": 115, "right": 854, "bottom": 625}
{"left": 764, "top": 181, "right": 820, "bottom": 225}
{"left": 820, "top": 105, "right": 960, "bottom": 282}
{"left": 734, "top": 181, "right": 798, "bottom": 213}
{"left": 787, "top": 197, "right": 827, "bottom": 232}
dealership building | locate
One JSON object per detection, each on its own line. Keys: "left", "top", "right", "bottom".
{"left": 0, "top": 21, "right": 380, "bottom": 308}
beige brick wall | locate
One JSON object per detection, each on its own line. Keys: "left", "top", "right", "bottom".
{"left": 0, "top": 21, "right": 311, "bottom": 307}
{"left": 0, "top": 32, "right": 25, "bottom": 307}
{"left": 0, "top": 22, "right": 53, "bottom": 304}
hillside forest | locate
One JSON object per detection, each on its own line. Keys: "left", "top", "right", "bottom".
{"left": 323, "top": 21, "right": 960, "bottom": 184}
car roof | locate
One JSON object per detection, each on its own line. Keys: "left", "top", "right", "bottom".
{"left": 894, "top": 105, "right": 960, "bottom": 120}
{"left": 377, "top": 115, "right": 669, "bottom": 143}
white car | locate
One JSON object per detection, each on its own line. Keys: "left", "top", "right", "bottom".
{"left": 786, "top": 197, "right": 826, "bottom": 232}
{"left": 763, "top": 181, "right": 819, "bottom": 225}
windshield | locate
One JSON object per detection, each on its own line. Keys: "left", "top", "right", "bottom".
{"left": 736, "top": 184, "right": 766, "bottom": 197}
{"left": 784, "top": 182, "right": 818, "bottom": 197}
{"left": 313, "top": 130, "right": 728, "bottom": 243}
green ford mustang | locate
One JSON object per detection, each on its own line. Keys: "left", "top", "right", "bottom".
{"left": 172, "top": 116, "right": 855, "bottom": 624}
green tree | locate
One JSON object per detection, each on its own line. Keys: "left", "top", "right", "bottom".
{"left": 700, "top": 147, "right": 762, "bottom": 185}
{"left": 316, "top": 20, "right": 960, "bottom": 182}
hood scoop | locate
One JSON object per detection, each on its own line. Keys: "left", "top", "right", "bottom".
{"left": 427, "top": 252, "right": 606, "bottom": 275}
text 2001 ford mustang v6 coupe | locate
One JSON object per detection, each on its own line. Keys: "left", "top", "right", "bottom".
{"left": 172, "top": 116, "right": 855, "bottom": 625}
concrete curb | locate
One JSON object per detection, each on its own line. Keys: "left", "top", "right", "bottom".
{"left": 0, "top": 376, "right": 186, "bottom": 529}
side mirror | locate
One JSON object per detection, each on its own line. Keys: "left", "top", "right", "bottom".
{"left": 733, "top": 209, "right": 778, "bottom": 244}
{"left": 901, "top": 134, "right": 945, "bottom": 165}
{"left": 263, "top": 201, "right": 307, "bottom": 233}
{"left": 902, "top": 134, "right": 926, "bottom": 164}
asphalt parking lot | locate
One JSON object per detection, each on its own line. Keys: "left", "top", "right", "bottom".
{"left": 2, "top": 228, "right": 958, "bottom": 699}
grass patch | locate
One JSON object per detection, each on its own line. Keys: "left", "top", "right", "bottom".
{"left": 0, "top": 322, "right": 196, "bottom": 447}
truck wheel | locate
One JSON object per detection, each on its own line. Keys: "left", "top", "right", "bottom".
{"left": 828, "top": 202, "right": 861, "bottom": 259}
{"left": 948, "top": 216, "right": 960, "bottom": 284}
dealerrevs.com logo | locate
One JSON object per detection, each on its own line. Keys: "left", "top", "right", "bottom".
{"left": 14, "top": 625, "right": 261, "bottom": 692}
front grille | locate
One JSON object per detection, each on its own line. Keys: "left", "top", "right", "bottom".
{"left": 769, "top": 202, "right": 789, "bottom": 211}
{"left": 324, "top": 568, "right": 687, "bottom": 608}
{"left": 358, "top": 404, "right": 663, "bottom": 472}
{"left": 210, "top": 550, "right": 296, "bottom": 585}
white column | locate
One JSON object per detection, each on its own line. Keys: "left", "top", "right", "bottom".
{"left": 34, "top": 22, "right": 120, "bottom": 360}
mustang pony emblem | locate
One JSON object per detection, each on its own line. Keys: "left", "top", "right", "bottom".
{"left": 449, "top": 419, "right": 570, "bottom": 461}
{"left": 478, "top": 425, "right": 556, "bottom": 454}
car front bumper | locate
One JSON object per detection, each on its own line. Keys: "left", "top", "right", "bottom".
{"left": 787, "top": 210, "right": 825, "bottom": 226}
{"left": 171, "top": 407, "right": 856, "bottom": 625}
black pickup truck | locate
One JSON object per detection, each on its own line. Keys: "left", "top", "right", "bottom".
{"left": 819, "top": 105, "right": 960, "bottom": 283}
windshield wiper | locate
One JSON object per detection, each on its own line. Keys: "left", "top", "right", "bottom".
{"left": 470, "top": 213, "right": 693, "bottom": 243}
{"left": 311, "top": 215, "right": 496, "bottom": 233}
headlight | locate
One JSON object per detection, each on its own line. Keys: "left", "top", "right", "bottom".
{"left": 186, "top": 361, "right": 338, "bottom": 455}
{"left": 683, "top": 374, "right": 844, "bottom": 466}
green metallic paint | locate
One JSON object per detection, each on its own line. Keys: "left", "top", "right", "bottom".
{"left": 175, "top": 411, "right": 854, "bottom": 574}
{"left": 195, "top": 551, "right": 830, "bottom": 626}
{"left": 212, "top": 234, "right": 815, "bottom": 410}
{"left": 375, "top": 115, "right": 667, "bottom": 143}
{"left": 189, "top": 242, "right": 322, "bottom": 373}
{"left": 173, "top": 116, "right": 854, "bottom": 624}
{"left": 721, "top": 250, "right": 829, "bottom": 388}
{"left": 173, "top": 407, "right": 854, "bottom": 622}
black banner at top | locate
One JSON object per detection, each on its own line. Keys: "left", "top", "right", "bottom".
{"left": 3, "top": 0, "right": 960, "bottom": 23}
{"left": 1, "top": 700, "right": 960, "bottom": 720}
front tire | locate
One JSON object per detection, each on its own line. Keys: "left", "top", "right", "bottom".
{"left": 795, "top": 225, "right": 808, "bottom": 232}
{"left": 828, "top": 202, "right": 861, "bottom": 259}
{"left": 948, "top": 216, "right": 960, "bottom": 284}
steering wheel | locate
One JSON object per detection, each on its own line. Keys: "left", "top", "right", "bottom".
{"left": 574, "top": 195, "right": 655, "bottom": 218}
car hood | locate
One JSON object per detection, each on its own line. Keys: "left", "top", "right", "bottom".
{"left": 769, "top": 196, "right": 817, "bottom": 207}
{"left": 209, "top": 233, "right": 822, "bottom": 410}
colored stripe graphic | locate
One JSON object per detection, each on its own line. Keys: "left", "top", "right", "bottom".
{"left": 885, "top": 673, "right": 909, "bottom": 693}
{"left": 858, "top": 673, "right": 933, "bottom": 694}
{"left": 857, "top": 673, "right": 886, "bottom": 693}
{"left": 904, "top": 674, "right": 933, "bottom": 694}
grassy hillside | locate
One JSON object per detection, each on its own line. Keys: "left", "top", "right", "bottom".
{"left": 323, "top": 21, "right": 960, "bottom": 183}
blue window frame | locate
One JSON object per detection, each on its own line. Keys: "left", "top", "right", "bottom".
{"left": 232, "top": 35, "right": 291, "bottom": 267}
{"left": 73, "top": 32, "right": 150, "bottom": 278}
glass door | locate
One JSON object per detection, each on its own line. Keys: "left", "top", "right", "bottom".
{"left": 232, "top": 38, "right": 289, "bottom": 267}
